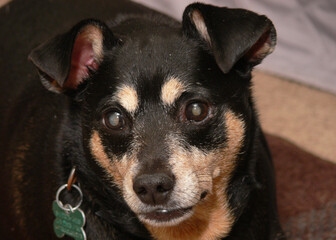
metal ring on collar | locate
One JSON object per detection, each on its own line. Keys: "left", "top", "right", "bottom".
{"left": 55, "top": 184, "right": 83, "bottom": 212}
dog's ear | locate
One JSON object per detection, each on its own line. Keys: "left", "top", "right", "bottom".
{"left": 29, "top": 19, "right": 118, "bottom": 93}
{"left": 182, "top": 3, "right": 276, "bottom": 74}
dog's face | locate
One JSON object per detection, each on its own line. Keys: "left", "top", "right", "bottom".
{"left": 30, "top": 3, "right": 275, "bottom": 238}
{"left": 86, "top": 35, "right": 246, "bottom": 228}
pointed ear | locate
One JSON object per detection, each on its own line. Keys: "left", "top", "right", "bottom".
{"left": 182, "top": 3, "right": 276, "bottom": 74}
{"left": 29, "top": 19, "right": 118, "bottom": 93}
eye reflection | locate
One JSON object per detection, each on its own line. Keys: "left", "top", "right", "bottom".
{"left": 185, "top": 102, "right": 209, "bottom": 122}
{"left": 103, "top": 111, "right": 125, "bottom": 130}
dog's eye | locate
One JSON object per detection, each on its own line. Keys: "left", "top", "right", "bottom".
{"left": 185, "top": 102, "right": 209, "bottom": 122}
{"left": 103, "top": 111, "right": 125, "bottom": 130}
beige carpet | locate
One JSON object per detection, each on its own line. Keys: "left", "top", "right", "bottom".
{"left": 253, "top": 71, "right": 336, "bottom": 163}
{"left": 1, "top": 0, "right": 335, "bottom": 164}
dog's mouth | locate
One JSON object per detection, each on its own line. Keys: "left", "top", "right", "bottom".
{"left": 139, "top": 207, "right": 193, "bottom": 226}
{"left": 136, "top": 191, "right": 208, "bottom": 226}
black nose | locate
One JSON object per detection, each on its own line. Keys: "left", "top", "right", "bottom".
{"left": 133, "top": 173, "right": 174, "bottom": 205}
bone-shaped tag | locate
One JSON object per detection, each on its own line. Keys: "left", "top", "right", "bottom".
{"left": 52, "top": 201, "right": 86, "bottom": 240}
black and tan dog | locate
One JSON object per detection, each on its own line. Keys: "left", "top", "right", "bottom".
{"left": 0, "top": 2, "right": 285, "bottom": 240}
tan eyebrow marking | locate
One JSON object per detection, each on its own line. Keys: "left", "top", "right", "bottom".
{"left": 114, "top": 84, "right": 138, "bottom": 113}
{"left": 161, "top": 77, "right": 187, "bottom": 106}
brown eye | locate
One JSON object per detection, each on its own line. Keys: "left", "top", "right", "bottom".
{"left": 103, "top": 111, "right": 125, "bottom": 130}
{"left": 185, "top": 102, "right": 209, "bottom": 122}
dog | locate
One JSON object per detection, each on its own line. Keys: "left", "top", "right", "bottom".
{"left": 0, "top": 2, "right": 285, "bottom": 239}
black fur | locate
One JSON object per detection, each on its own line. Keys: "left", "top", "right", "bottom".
{"left": 0, "top": 2, "right": 284, "bottom": 239}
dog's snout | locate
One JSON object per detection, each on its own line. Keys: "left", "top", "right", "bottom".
{"left": 133, "top": 173, "right": 174, "bottom": 205}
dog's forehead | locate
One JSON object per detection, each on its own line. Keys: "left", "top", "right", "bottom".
{"left": 109, "top": 32, "right": 202, "bottom": 110}
{"left": 90, "top": 21, "right": 233, "bottom": 115}
{"left": 115, "top": 34, "right": 198, "bottom": 79}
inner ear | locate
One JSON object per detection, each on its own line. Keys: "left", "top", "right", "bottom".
{"left": 242, "top": 27, "right": 276, "bottom": 65}
{"left": 65, "top": 25, "right": 104, "bottom": 90}
{"left": 29, "top": 19, "right": 113, "bottom": 94}
{"left": 190, "top": 10, "right": 211, "bottom": 46}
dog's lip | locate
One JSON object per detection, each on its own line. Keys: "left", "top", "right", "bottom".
{"left": 140, "top": 207, "right": 193, "bottom": 222}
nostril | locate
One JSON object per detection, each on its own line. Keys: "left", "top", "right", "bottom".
{"left": 157, "top": 185, "right": 165, "bottom": 193}
{"left": 133, "top": 179, "right": 148, "bottom": 195}
{"left": 157, "top": 184, "right": 171, "bottom": 193}
{"left": 137, "top": 187, "right": 147, "bottom": 195}
{"left": 200, "top": 191, "right": 208, "bottom": 200}
{"left": 157, "top": 177, "right": 174, "bottom": 193}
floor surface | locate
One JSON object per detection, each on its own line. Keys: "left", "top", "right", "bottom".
{"left": 253, "top": 71, "right": 336, "bottom": 163}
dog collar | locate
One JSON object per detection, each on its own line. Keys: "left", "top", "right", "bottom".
{"left": 67, "top": 167, "right": 77, "bottom": 190}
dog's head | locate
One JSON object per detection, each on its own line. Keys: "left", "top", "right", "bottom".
{"left": 30, "top": 3, "right": 275, "bottom": 238}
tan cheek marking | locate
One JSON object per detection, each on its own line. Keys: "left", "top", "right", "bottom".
{"left": 90, "top": 131, "right": 142, "bottom": 214}
{"left": 122, "top": 158, "right": 142, "bottom": 212}
{"left": 212, "top": 167, "right": 221, "bottom": 178}
{"left": 114, "top": 85, "right": 138, "bottom": 113}
{"left": 221, "top": 110, "right": 246, "bottom": 166}
{"left": 192, "top": 10, "right": 211, "bottom": 46}
{"left": 146, "top": 110, "right": 245, "bottom": 240}
{"left": 90, "top": 130, "right": 132, "bottom": 189}
{"left": 161, "top": 77, "right": 186, "bottom": 106}
{"left": 170, "top": 143, "right": 213, "bottom": 196}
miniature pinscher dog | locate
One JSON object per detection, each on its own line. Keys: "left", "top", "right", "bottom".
{"left": 0, "top": 2, "right": 285, "bottom": 240}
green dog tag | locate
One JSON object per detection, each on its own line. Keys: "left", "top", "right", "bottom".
{"left": 52, "top": 201, "right": 86, "bottom": 240}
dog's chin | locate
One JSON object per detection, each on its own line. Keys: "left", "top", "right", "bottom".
{"left": 138, "top": 207, "right": 194, "bottom": 227}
